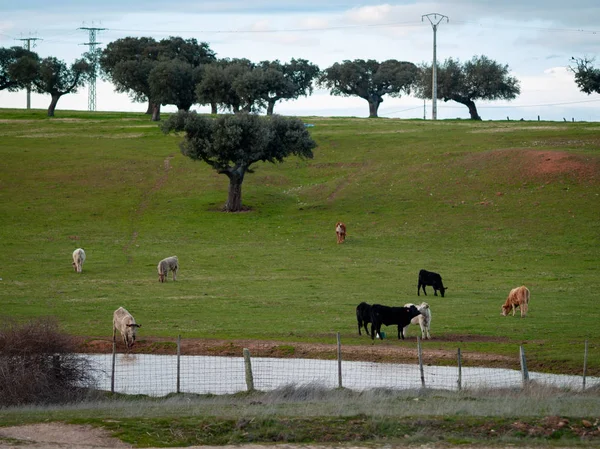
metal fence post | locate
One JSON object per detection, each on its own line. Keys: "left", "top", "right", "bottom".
{"left": 176, "top": 335, "right": 181, "bottom": 394}
{"left": 243, "top": 348, "right": 254, "bottom": 392}
{"left": 583, "top": 340, "right": 588, "bottom": 391}
{"left": 457, "top": 348, "right": 462, "bottom": 391}
{"left": 418, "top": 336, "right": 425, "bottom": 388}
{"left": 111, "top": 340, "right": 116, "bottom": 394}
{"left": 519, "top": 345, "right": 529, "bottom": 388}
{"left": 337, "top": 332, "right": 343, "bottom": 388}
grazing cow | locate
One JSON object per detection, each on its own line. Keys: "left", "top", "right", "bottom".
{"left": 501, "top": 286, "right": 530, "bottom": 318}
{"left": 335, "top": 222, "right": 347, "bottom": 244}
{"left": 356, "top": 302, "right": 373, "bottom": 336}
{"left": 158, "top": 256, "right": 178, "bottom": 282}
{"left": 417, "top": 269, "right": 447, "bottom": 297}
{"left": 72, "top": 248, "right": 86, "bottom": 273}
{"left": 403, "top": 302, "right": 432, "bottom": 339}
{"left": 370, "top": 304, "right": 422, "bottom": 341}
{"left": 113, "top": 307, "right": 141, "bottom": 349}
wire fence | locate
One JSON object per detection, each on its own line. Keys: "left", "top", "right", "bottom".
{"left": 84, "top": 335, "right": 600, "bottom": 397}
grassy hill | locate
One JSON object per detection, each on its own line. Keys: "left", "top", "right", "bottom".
{"left": 1, "top": 108, "right": 599, "bottom": 373}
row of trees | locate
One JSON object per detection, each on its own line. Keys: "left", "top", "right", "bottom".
{"left": 1, "top": 37, "right": 599, "bottom": 119}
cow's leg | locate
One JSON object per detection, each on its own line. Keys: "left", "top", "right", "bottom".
{"left": 365, "top": 323, "right": 370, "bottom": 336}
{"left": 398, "top": 326, "right": 404, "bottom": 340}
{"left": 417, "top": 283, "right": 421, "bottom": 296}
{"left": 433, "top": 288, "right": 438, "bottom": 296}
{"left": 357, "top": 320, "right": 362, "bottom": 336}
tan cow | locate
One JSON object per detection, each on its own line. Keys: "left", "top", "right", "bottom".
{"left": 72, "top": 248, "right": 86, "bottom": 273}
{"left": 335, "top": 222, "right": 346, "bottom": 244}
{"left": 501, "top": 286, "right": 530, "bottom": 318}
{"left": 113, "top": 307, "right": 141, "bottom": 349}
{"left": 157, "top": 256, "right": 178, "bottom": 282}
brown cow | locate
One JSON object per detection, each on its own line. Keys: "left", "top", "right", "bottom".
{"left": 501, "top": 286, "right": 530, "bottom": 318}
{"left": 335, "top": 222, "right": 346, "bottom": 244}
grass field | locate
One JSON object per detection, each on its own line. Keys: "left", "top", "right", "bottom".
{"left": 1, "top": 108, "right": 599, "bottom": 374}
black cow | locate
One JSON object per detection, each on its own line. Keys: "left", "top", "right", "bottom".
{"left": 356, "top": 302, "right": 372, "bottom": 336}
{"left": 370, "top": 304, "right": 422, "bottom": 340}
{"left": 417, "top": 269, "right": 447, "bottom": 297}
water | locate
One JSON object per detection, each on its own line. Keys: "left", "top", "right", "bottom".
{"left": 85, "top": 354, "right": 599, "bottom": 397}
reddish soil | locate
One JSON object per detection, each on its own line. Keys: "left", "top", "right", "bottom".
{"left": 79, "top": 335, "right": 519, "bottom": 370}
{"left": 460, "top": 148, "right": 600, "bottom": 184}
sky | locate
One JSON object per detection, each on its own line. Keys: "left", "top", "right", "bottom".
{"left": 1, "top": 0, "right": 599, "bottom": 121}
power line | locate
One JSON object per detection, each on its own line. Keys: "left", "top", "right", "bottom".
{"left": 79, "top": 26, "right": 107, "bottom": 112}
{"left": 17, "top": 36, "right": 42, "bottom": 110}
{"left": 422, "top": 13, "right": 449, "bottom": 121}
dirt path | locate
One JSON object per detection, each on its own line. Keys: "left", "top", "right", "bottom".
{"left": 0, "top": 423, "right": 583, "bottom": 449}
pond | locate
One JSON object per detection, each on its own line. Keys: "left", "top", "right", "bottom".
{"left": 84, "top": 354, "right": 599, "bottom": 397}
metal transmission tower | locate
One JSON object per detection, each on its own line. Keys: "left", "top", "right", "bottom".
{"left": 79, "top": 26, "right": 107, "bottom": 111}
{"left": 422, "top": 13, "right": 448, "bottom": 120}
{"left": 17, "top": 36, "right": 42, "bottom": 109}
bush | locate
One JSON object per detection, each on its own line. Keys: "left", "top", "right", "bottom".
{"left": 0, "top": 316, "right": 97, "bottom": 406}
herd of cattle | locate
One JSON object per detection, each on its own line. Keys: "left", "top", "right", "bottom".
{"left": 71, "top": 227, "right": 531, "bottom": 348}
{"left": 355, "top": 268, "right": 531, "bottom": 341}
{"left": 71, "top": 248, "right": 178, "bottom": 349}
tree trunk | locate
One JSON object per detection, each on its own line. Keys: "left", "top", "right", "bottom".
{"left": 267, "top": 100, "right": 276, "bottom": 116}
{"left": 224, "top": 170, "right": 245, "bottom": 212}
{"left": 452, "top": 96, "right": 482, "bottom": 120}
{"left": 211, "top": 102, "right": 217, "bottom": 115}
{"left": 47, "top": 94, "right": 61, "bottom": 117}
{"left": 465, "top": 99, "right": 481, "bottom": 120}
{"left": 145, "top": 99, "right": 153, "bottom": 115}
{"left": 151, "top": 103, "right": 161, "bottom": 122}
{"left": 368, "top": 95, "right": 382, "bottom": 118}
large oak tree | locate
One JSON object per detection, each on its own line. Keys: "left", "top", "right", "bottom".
{"left": 570, "top": 57, "right": 600, "bottom": 94}
{"left": 0, "top": 46, "right": 38, "bottom": 92}
{"left": 161, "top": 111, "right": 316, "bottom": 212}
{"left": 318, "top": 59, "right": 418, "bottom": 118}
{"left": 10, "top": 56, "right": 90, "bottom": 116}
{"left": 416, "top": 55, "right": 520, "bottom": 120}
{"left": 100, "top": 36, "right": 215, "bottom": 120}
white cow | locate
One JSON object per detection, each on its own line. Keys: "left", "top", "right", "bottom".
{"left": 113, "top": 307, "right": 141, "bottom": 349}
{"left": 157, "top": 256, "right": 178, "bottom": 282}
{"left": 72, "top": 248, "right": 86, "bottom": 273}
{"left": 403, "top": 302, "right": 432, "bottom": 339}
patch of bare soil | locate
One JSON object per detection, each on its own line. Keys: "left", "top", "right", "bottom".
{"left": 0, "top": 423, "right": 131, "bottom": 448}
{"left": 0, "top": 422, "right": 597, "bottom": 449}
{"left": 460, "top": 148, "right": 600, "bottom": 184}
{"left": 79, "top": 336, "right": 517, "bottom": 369}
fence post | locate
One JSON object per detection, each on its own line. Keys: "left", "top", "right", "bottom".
{"left": 176, "top": 335, "right": 181, "bottom": 394}
{"left": 583, "top": 340, "right": 588, "bottom": 391}
{"left": 538, "top": 115, "right": 540, "bottom": 121}
{"left": 111, "top": 340, "right": 116, "bottom": 394}
{"left": 519, "top": 345, "right": 529, "bottom": 388}
{"left": 418, "top": 336, "right": 425, "bottom": 388}
{"left": 337, "top": 332, "right": 343, "bottom": 389}
{"left": 457, "top": 348, "right": 462, "bottom": 391}
{"left": 243, "top": 348, "right": 255, "bottom": 392}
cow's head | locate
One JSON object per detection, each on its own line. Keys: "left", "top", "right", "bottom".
{"left": 125, "top": 323, "right": 142, "bottom": 348}
{"left": 158, "top": 272, "right": 165, "bottom": 283}
{"left": 501, "top": 304, "right": 510, "bottom": 316}
{"left": 72, "top": 261, "right": 78, "bottom": 272}
{"left": 406, "top": 305, "right": 422, "bottom": 319}
{"left": 439, "top": 286, "right": 447, "bottom": 297}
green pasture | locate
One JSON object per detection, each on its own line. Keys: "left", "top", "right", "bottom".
{"left": 0, "top": 108, "right": 599, "bottom": 373}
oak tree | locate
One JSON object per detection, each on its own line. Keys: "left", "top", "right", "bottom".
{"left": 161, "top": 111, "right": 316, "bottom": 212}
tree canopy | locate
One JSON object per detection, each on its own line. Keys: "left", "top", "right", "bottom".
{"left": 10, "top": 56, "right": 90, "bottom": 116}
{"left": 318, "top": 59, "right": 418, "bottom": 118}
{"left": 415, "top": 55, "right": 520, "bottom": 120}
{"left": 0, "top": 46, "right": 38, "bottom": 91}
{"left": 161, "top": 111, "right": 316, "bottom": 212}
{"left": 100, "top": 36, "right": 215, "bottom": 120}
{"left": 570, "top": 57, "right": 600, "bottom": 95}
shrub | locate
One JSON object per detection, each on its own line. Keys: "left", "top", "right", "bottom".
{"left": 0, "top": 316, "right": 97, "bottom": 406}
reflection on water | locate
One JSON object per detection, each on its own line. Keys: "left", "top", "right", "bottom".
{"left": 85, "top": 354, "right": 599, "bottom": 397}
